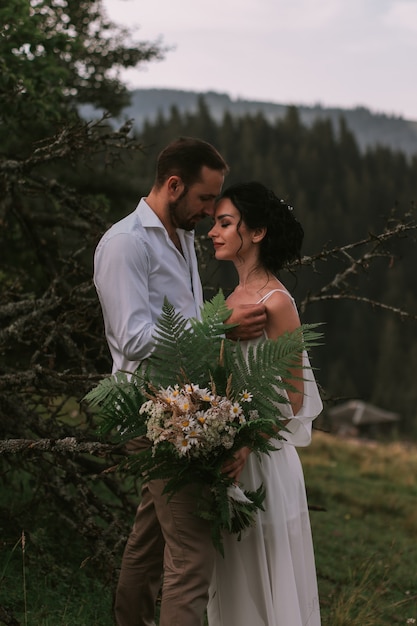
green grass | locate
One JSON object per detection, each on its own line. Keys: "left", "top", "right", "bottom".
{"left": 300, "top": 432, "right": 417, "bottom": 626}
{"left": 1, "top": 432, "right": 417, "bottom": 625}
{"left": 0, "top": 527, "right": 115, "bottom": 625}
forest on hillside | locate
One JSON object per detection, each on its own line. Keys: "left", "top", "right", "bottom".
{"left": 80, "top": 87, "right": 417, "bottom": 157}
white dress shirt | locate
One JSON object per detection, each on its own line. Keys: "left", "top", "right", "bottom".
{"left": 94, "top": 198, "right": 203, "bottom": 373}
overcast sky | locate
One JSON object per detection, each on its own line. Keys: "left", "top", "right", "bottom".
{"left": 103, "top": 0, "right": 417, "bottom": 121}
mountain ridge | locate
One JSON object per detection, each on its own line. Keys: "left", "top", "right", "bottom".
{"left": 80, "top": 88, "right": 417, "bottom": 158}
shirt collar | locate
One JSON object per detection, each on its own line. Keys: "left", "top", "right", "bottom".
{"left": 136, "top": 197, "right": 195, "bottom": 241}
{"left": 136, "top": 198, "right": 164, "bottom": 228}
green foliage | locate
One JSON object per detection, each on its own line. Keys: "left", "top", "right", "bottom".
{"left": 85, "top": 370, "right": 148, "bottom": 440}
{"left": 149, "top": 293, "right": 234, "bottom": 387}
{"left": 224, "top": 325, "right": 321, "bottom": 419}
{"left": 0, "top": 0, "right": 165, "bottom": 376}
{"left": 0, "top": 0, "right": 164, "bottom": 138}
{"left": 85, "top": 292, "right": 322, "bottom": 552}
{"left": 2, "top": 433, "right": 417, "bottom": 624}
{"left": 0, "top": 4, "right": 165, "bottom": 604}
{"left": 86, "top": 292, "right": 321, "bottom": 442}
{"left": 0, "top": 526, "right": 115, "bottom": 625}
{"left": 0, "top": 0, "right": 164, "bottom": 286}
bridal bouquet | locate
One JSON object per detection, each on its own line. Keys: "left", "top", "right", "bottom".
{"left": 85, "top": 292, "right": 321, "bottom": 553}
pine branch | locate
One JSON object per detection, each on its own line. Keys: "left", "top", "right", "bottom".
{"left": 302, "top": 293, "right": 417, "bottom": 320}
{"left": 0, "top": 437, "right": 124, "bottom": 457}
{"left": 299, "top": 214, "right": 416, "bottom": 268}
{"left": 298, "top": 210, "right": 417, "bottom": 318}
{"left": 0, "top": 115, "right": 143, "bottom": 174}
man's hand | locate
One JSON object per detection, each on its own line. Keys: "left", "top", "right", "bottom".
{"left": 222, "top": 447, "right": 251, "bottom": 482}
{"left": 226, "top": 303, "right": 267, "bottom": 341}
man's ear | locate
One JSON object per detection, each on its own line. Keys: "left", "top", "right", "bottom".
{"left": 167, "top": 176, "right": 184, "bottom": 198}
{"left": 252, "top": 227, "right": 267, "bottom": 243}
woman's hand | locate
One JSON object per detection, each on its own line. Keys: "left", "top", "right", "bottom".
{"left": 222, "top": 446, "right": 251, "bottom": 482}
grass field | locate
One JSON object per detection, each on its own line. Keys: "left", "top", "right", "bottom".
{"left": 301, "top": 432, "right": 417, "bottom": 626}
{"left": 1, "top": 431, "right": 416, "bottom": 625}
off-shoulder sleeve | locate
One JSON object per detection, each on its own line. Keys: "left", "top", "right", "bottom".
{"left": 278, "top": 350, "right": 323, "bottom": 447}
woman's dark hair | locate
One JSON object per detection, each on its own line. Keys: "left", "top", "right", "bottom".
{"left": 218, "top": 181, "right": 304, "bottom": 274}
{"left": 155, "top": 137, "right": 229, "bottom": 188}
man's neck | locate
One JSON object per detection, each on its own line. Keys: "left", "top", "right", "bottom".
{"left": 144, "top": 192, "right": 183, "bottom": 255}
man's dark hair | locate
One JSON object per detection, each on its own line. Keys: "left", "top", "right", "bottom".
{"left": 154, "top": 137, "right": 229, "bottom": 188}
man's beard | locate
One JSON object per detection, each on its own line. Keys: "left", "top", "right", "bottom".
{"left": 169, "top": 187, "right": 195, "bottom": 231}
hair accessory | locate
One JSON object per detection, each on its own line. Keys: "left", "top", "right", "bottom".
{"left": 280, "top": 198, "right": 293, "bottom": 211}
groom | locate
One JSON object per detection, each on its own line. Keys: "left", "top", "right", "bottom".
{"left": 94, "top": 137, "right": 267, "bottom": 626}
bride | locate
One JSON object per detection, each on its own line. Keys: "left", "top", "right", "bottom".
{"left": 207, "top": 182, "right": 322, "bottom": 626}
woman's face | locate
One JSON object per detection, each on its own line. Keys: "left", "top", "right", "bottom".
{"left": 208, "top": 198, "right": 254, "bottom": 262}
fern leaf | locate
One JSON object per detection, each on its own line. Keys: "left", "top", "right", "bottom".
{"left": 198, "top": 290, "right": 236, "bottom": 334}
{"left": 149, "top": 294, "right": 234, "bottom": 388}
{"left": 84, "top": 370, "right": 147, "bottom": 439}
{"left": 223, "top": 324, "right": 323, "bottom": 421}
{"left": 83, "top": 370, "right": 131, "bottom": 407}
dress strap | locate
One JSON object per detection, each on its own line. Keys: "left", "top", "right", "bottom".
{"left": 257, "top": 288, "right": 294, "bottom": 304}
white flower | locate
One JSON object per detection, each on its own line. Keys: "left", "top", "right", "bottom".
{"left": 177, "top": 437, "right": 191, "bottom": 455}
{"left": 210, "top": 396, "right": 220, "bottom": 407}
{"left": 139, "top": 400, "right": 154, "bottom": 415}
{"left": 240, "top": 389, "right": 253, "bottom": 402}
{"left": 139, "top": 383, "right": 261, "bottom": 457}
{"left": 177, "top": 395, "right": 192, "bottom": 412}
{"left": 230, "top": 402, "right": 243, "bottom": 419}
{"left": 186, "top": 425, "right": 202, "bottom": 446}
{"left": 195, "top": 410, "right": 208, "bottom": 428}
{"left": 181, "top": 416, "right": 196, "bottom": 432}
{"left": 158, "top": 385, "right": 180, "bottom": 404}
{"left": 195, "top": 387, "right": 213, "bottom": 402}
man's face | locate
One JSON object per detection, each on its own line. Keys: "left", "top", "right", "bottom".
{"left": 169, "top": 166, "right": 225, "bottom": 231}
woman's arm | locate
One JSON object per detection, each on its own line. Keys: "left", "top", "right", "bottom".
{"left": 264, "top": 292, "right": 304, "bottom": 415}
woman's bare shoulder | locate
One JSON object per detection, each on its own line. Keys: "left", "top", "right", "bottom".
{"left": 264, "top": 290, "right": 301, "bottom": 338}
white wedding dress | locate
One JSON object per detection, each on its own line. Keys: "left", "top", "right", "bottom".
{"left": 207, "top": 290, "right": 323, "bottom": 626}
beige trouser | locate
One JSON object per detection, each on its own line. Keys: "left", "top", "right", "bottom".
{"left": 114, "top": 442, "right": 215, "bottom": 626}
